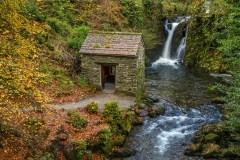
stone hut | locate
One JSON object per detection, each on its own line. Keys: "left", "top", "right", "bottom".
{"left": 80, "top": 31, "right": 145, "bottom": 95}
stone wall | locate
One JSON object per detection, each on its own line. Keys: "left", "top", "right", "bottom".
{"left": 137, "top": 40, "right": 145, "bottom": 89}
{"left": 81, "top": 54, "right": 139, "bottom": 95}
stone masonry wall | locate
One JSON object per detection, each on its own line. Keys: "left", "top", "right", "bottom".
{"left": 81, "top": 55, "right": 139, "bottom": 95}
{"left": 137, "top": 40, "right": 145, "bottom": 90}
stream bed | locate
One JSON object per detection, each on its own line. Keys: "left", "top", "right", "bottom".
{"left": 124, "top": 63, "right": 222, "bottom": 160}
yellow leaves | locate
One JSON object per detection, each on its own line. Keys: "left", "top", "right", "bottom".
{"left": 2, "top": 30, "right": 10, "bottom": 35}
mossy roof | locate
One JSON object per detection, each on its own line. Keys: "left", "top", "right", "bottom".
{"left": 80, "top": 31, "right": 142, "bottom": 57}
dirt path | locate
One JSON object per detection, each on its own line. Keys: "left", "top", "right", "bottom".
{"left": 53, "top": 93, "right": 135, "bottom": 110}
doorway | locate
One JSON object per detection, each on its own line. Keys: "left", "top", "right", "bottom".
{"left": 101, "top": 65, "right": 116, "bottom": 92}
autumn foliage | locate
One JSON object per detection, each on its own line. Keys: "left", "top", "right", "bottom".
{"left": 0, "top": 0, "right": 162, "bottom": 159}
{"left": 0, "top": 0, "right": 50, "bottom": 158}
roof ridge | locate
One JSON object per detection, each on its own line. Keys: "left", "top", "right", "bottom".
{"left": 89, "top": 31, "right": 142, "bottom": 35}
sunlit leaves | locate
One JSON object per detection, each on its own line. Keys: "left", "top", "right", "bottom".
{"left": 0, "top": 0, "right": 50, "bottom": 156}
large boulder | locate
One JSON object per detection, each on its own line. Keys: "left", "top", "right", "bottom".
{"left": 202, "top": 143, "right": 221, "bottom": 158}
{"left": 148, "top": 105, "right": 165, "bottom": 118}
{"left": 204, "top": 133, "right": 220, "bottom": 143}
{"left": 184, "top": 143, "right": 202, "bottom": 156}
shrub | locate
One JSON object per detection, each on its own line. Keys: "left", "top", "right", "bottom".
{"left": 24, "top": 1, "right": 46, "bottom": 21}
{"left": 46, "top": 17, "right": 71, "bottom": 36}
{"left": 97, "top": 129, "right": 114, "bottom": 154}
{"left": 77, "top": 75, "right": 88, "bottom": 88}
{"left": 86, "top": 102, "right": 98, "bottom": 114}
{"left": 76, "top": 140, "right": 88, "bottom": 159}
{"left": 103, "top": 101, "right": 122, "bottom": 125}
{"left": 23, "top": 117, "right": 45, "bottom": 133}
{"left": 57, "top": 75, "right": 74, "bottom": 91}
{"left": 86, "top": 85, "right": 97, "bottom": 94}
{"left": 120, "top": 0, "right": 144, "bottom": 28}
{"left": 102, "top": 102, "right": 136, "bottom": 133}
{"left": 68, "top": 26, "right": 89, "bottom": 49}
{"left": 67, "top": 110, "right": 88, "bottom": 129}
{"left": 66, "top": 140, "right": 91, "bottom": 160}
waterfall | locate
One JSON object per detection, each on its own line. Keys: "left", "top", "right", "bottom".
{"left": 152, "top": 17, "right": 190, "bottom": 66}
{"left": 176, "top": 37, "right": 187, "bottom": 63}
{"left": 176, "top": 25, "right": 188, "bottom": 63}
{"left": 162, "top": 21, "right": 179, "bottom": 59}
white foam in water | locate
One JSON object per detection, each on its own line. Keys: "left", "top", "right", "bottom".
{"left": 156, "top": 130, "right": 189, "bottom": 154}
{"left": 145, "top": 122, "right": 158, "bottom": 134}
{"left": 154, "top": 115, "right": 193, "bottom": 154}
{"left": 152, "top": 58, "right": 179, "bottom": 68}
{"left": 158, "top": 116, "right": 188, "bottom": 123}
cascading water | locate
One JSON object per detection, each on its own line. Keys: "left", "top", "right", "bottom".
{"left": 123, "top": 16, "right": 221, "bottom": 160}
{"left": 152, "top": 17, "right": 190, "bottom": 66}
{"left": 162, "top": 21, "right": 179, "bottom": 59}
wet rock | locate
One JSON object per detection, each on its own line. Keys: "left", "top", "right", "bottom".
{"left": 184, "top": 143, "right": 202, "bottom": 156}
{"left": 147, "top": 96, "right": 159, "bottom": 103}
{"left": 138, "top": 103, "right": 148, "bottom": 109}
{"left": 202, "top": 143, "right": 221, "bottom": 158}
{"left": 133, "top": 117, "right": 144, "bottom": 125}
{"left": 200, "top": 123, "right": 228, "bottom": 136}
{"left": 148, "top": 105, "right": 165, "bottom": 118}
{"left": 135, "top": 109, "right": 148, "bottom": 117}
{"left": 111, "top": 148, "right": 136, "bottom": 158}
{"left": 192, "top": 133, "right": 203, "bottom": 143}
{"left": 204, "top": 133, "right": 220, "bottom": 143}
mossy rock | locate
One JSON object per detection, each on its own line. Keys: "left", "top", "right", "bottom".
{"left": 192, "top": 132, "right": 204, "bottom": 143}
{"left": 111, "top": 147, "right": 136, "bottom": 158}
{"left": 202, "top": 143, "right": 221, "bottom": 158}
{"left": 148, "top": 105, "right": 165, "bottom": 118}
{"left": 113, "top": 134, "right": 127, "bottom": 147}
{"left": 133, "top": 117, "right": 144, "bottom": 125}
{"left": 222, "top": 144, "right": 240, "bottom": 158}
{"left": 201, "top": 123, "right": 228, "bottom": 136}
{"left": 204, "top": 133, "right": 220, "bottom": 143}
{"left": 184, "top": 143, "right": 202, "bottom": 156}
